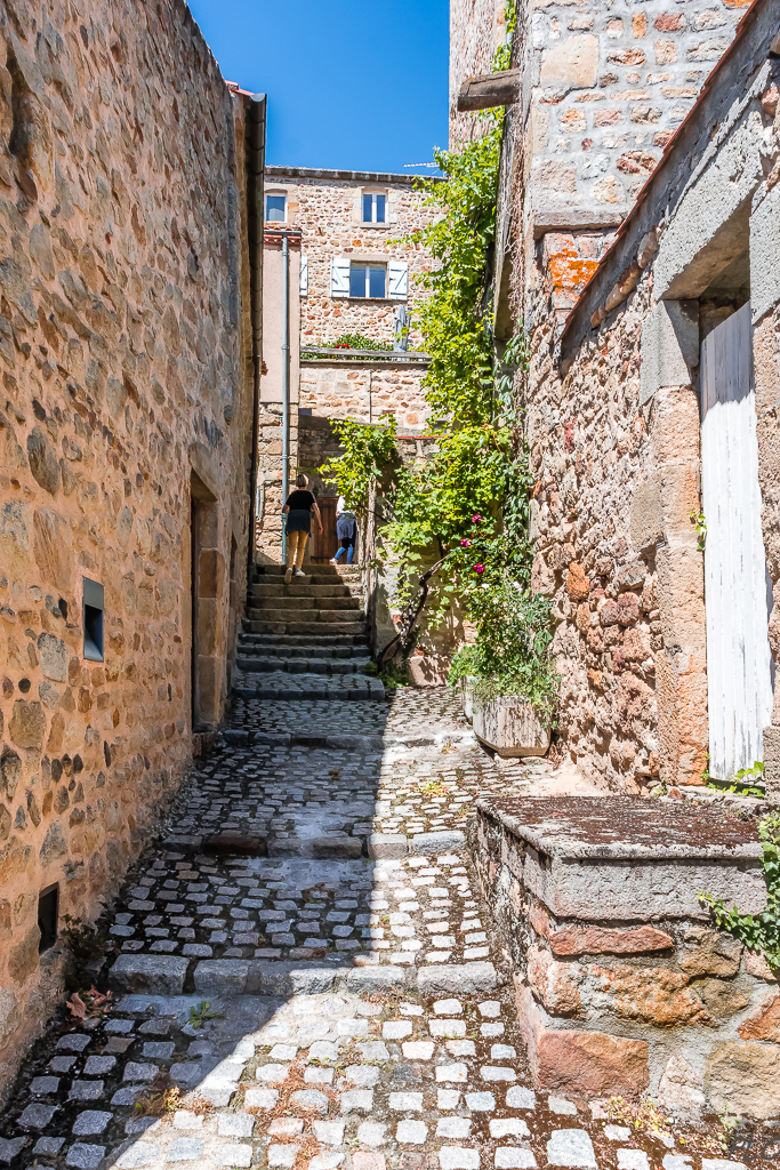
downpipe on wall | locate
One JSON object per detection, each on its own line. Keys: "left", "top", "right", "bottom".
{"left": 281, "top": 231, "right": 290, "bottom": 565}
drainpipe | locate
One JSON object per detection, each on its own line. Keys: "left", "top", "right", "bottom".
{"left": 281, "top": 231, "right": 290, "bottom": 565}
{"left": 246, "top": 92, "right": 266, "bottom": 578}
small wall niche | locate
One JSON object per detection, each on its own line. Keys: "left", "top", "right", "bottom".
{"left": 38, "top": 883, "right": 59, "bottom": 952}
{"left": 82, "top": 577, "right": 104, "bottom": 662}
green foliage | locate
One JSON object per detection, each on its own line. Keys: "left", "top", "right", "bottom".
{"left": 186, "top": 1000, "right": 222, "bottom": 1030}
{"left": 700, "top": 810, "right": 780, "bottom": 969}
{"left": 317, "top": 0, "right": 555, "bottom": 716}
{"left": 706, "top": 760, "right": 766, "bottom": 798}
{"left": 689, "top": 509, "right": 707, "bottom": 551}
{"left": 320, "top": 414, "right": 397, "bottom": 511}
{"left": 409, "top": 120, "right": 502, "bottom": 424}
{"left": 331, "top": 332, "right": 393, "bottom": 352}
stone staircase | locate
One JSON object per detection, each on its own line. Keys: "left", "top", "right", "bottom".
{"left": 232, "top": 563, "right": 385, "bottom": 701}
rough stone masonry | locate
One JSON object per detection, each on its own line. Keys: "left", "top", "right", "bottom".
{"left": 0, "top": 0, "right": 257, "bottom": 1099}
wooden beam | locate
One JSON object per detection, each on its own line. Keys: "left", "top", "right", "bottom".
{"left": 457, "top": 69, "right": 520, "bottom": 112}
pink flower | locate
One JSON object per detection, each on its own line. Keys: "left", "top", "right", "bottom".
{"left": 474, "top": 563, "right": 485, "bottom": 575}
{"left": 472, "top": 514, "right": 482, "bottom": 524}
{"left": 461, "top": 538, "right": 471, "bottom": 548}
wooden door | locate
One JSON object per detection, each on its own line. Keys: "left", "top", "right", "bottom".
{"left": 311, "top": 496, "right": 338, "bottom": 562}
{"left": 700, "top": 302, "right": 773, "bottom": 780}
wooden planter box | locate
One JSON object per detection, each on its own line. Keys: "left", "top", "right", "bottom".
{"left": 469, "top": 687, "right": 550, "bottom": 758}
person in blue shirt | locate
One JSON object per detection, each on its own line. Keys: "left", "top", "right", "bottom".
{"left": 331, "top": 496, "right": 357, "bottom": 565}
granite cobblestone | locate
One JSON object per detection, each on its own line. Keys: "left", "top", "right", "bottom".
{"left": 0, "top": 689, "right": 736, "bottom": 1168}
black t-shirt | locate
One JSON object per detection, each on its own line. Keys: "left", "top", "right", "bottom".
{"left": 286, "top": 490, "right": 315, "bottom": 511}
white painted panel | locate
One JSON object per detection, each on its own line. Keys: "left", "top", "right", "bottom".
{"left": 700, "top": 301, "right": 773, "bottom": 780}
{"left": 388, "top": 259, "right": 408, "bottom": 300}
{"left": 330, "top": 257, "right": 350, "bottom": 298}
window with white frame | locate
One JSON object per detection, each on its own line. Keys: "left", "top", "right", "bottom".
{"left": 350, "top": 263, "right": 386, "bottom": 299}
{"left": 331, "top": 257, "right": 408, "bottom": 301}
{"left": 265, "top": 193, "right": 286, "bottom": 222}
{"left": 362, "top": 192, "right": 387, "bottom": 224}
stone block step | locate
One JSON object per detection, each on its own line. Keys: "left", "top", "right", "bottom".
{"left": 243, "top": 619, "right": 368, "bottom": 637}
{"left": 232, "top": 670, "right": 385, "bottom": 700}
{"left": 257, "top": 607, "right": 364, "bottom": 624}
{"left": 254, "top": 566, "right": 361, "bottom": 587}
{"left": 250, "top": 583, "right": 351, "bottom": 599}
{"left": 235, "top": 655, "right": 372, "bottom": 676}
{"left": 108, "top": 953, "right": 499, "bottom": 999}
{"left": 237, "top": 636, "right": 369, "bottom": 659}
{"left": 247, "top": 595, "right": 362, "bottom": 614}
{"left": 238, "top": 631, "right": 369, "bottom": 650}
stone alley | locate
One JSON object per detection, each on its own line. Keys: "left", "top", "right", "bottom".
{"left": 0, "top": 570, "right": 753, "bottom": 1168}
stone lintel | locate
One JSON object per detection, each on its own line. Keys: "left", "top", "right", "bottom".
{"left": 750, "top": 181, "right": 780, "bottom": 323}
{"left": 639, "top": 299, "right": 699, "bottom": 405}
{"left": 532, "top": 209, "right": 627, "bottom": 240}
{"left": 478, "top": 795, "right": 765, "bottom": 921}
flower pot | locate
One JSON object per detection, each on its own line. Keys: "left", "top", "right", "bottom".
{"left": 471, "top": 692, "right": 550, "bottom": 758}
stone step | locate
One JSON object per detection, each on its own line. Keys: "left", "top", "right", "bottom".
{"left": 254, "top": 566, "right": 362, "bottom": 586}
{"left": 237, "top": 636, "right": 369, "bottom": 659}
{"left": 250, "top": 583, "right": 351, "bottom": 599}
{"left": 232, "top": 670, "right": 385, "bottom": 700}
{"left": 243, "top": 619, "right": 368, "bottom": 638}
{"left": 257, "top": 607, "right": 364, "bottom": 624}
{"left": 235, "top": 655, "right": 372, "bottom": 676}
{"left": 239, "top": 631, "right": 370, "bottom": 650}
{"left": 108, "top": 954, "right": 497, "bottom": 999}
{"left": 247, "top": 595, "right": 362, "bottom": 613}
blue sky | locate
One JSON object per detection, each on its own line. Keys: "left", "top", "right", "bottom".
{"left": 188, "top": 0, "right": 450, "bottom": 174}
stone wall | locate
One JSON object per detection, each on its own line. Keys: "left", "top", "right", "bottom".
{"left": 0, "top": 0, "right": 255, "bottom": 1095}
{"left": 264, "top": 167, "right": 436, "bottom": 350}
{"left": 449, "top": 0, "right": 507, "bottom": 144}
{"left": 514, "top": 0, "right": 748, "bottom": 221}
{"left": 518, "top": 2, "right": 780, "bottom": 793}
{"left": 299, "top": 359, "right": 429, "bottom": 431}
{"left": 474, "top": 796, "right": 779, "bottom": 1118}
{"left": 256, "top": 169, "right": 437, "bottom": 564}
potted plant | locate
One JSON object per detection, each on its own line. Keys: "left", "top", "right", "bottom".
{"left": 449, "top": 573, "right": 557, "bottom": 758}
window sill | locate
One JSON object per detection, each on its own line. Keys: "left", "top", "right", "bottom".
{"left": 359, "top": 222, "right": 390, "bottom": 229}
{"left": 343, "top": 296, "right": 404, "bottom": 303}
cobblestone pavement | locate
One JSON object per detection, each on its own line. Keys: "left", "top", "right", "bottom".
{"left": 0, "top": 688, "right": 737, "bottom": 1170}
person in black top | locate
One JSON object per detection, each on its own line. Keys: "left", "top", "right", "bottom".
{"left": 282, "top": 473, "right": 322, "bottom": 584}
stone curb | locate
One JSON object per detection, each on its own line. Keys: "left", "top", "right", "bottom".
{"left": 218, "top": 730, "right": 386, "bottom": 751}
{"left": 108, "top": 956, "right": 500, "bottom": 999}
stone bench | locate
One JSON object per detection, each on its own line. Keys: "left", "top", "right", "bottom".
{"left": 472, "top": 795, "right": 779, "bottom": 1118}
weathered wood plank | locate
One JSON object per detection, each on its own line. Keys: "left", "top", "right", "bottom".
{"left": 457, "top": 69, "right": 520, "bottom": 112}
{"left": 701, "top": 301, "right": 773, "bottom": 780}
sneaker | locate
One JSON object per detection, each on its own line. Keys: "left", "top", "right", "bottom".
{"left": 294, "top": 568, "right": 307, "bottom": 578}
{"left": 284, "top": 568, "right": 292, "bottom": 584}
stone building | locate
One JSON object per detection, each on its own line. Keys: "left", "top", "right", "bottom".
{"left": 256, "top": 166, "right": 436, "bottom": 563}
{"left": 450, "top": 0, "right": 780, "bottom": 795}
{"left": 0, "top": 0, "right": 264, "bottom": 1095}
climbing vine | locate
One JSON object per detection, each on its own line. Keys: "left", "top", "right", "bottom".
{"left": 322, "top": 0, "right": 557, "bottom": 715}
{"left": 700, "top": 810, "right": 780, "bottom": 970}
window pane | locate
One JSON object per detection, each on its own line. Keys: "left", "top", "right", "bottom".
{"left": 266, "top": 195, "right": 286, "bottom": 222}
{"left": 369, "top": 266, "right": 386, "bottom": 298}
{"left": 375, "top": 194, "right": 386, "bottom": 223}
{"left": 350, "top": 265, "right": 367, "bottom": 297}
{"left": 362, "top": 194, "right": 373, "bottom": 222}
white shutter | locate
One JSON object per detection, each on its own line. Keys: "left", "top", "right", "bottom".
{"left": 388, "top": 260, "right": 408, "bottom": 300}
{"left": 330, "top": 256, "right": 350, "bottom": 298}
{"left": 299, "top": 255, "right": 308, "bottom": 296}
